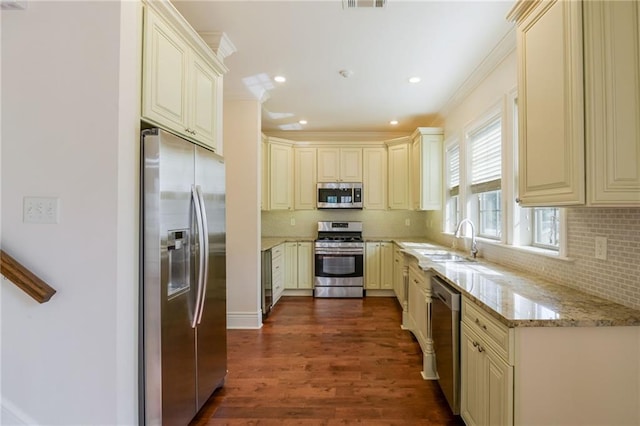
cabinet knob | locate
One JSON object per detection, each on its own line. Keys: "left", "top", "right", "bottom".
{"left": 515, "top": 197, "right": 521, "bottom": 204}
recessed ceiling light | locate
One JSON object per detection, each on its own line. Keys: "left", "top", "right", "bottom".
{"left": 274, "top": 75, "right": 286, "bottom": 83}
{"left": 408, "top": 77, "right": 421, "bottom": 84}
{"left": 299, "top": 120, "right": 308, "bottom": 125}
{"left": 390, "top": 120, "right": 399, "bottom": 125}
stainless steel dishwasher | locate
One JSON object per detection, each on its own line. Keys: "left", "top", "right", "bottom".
{"left": 431, "top": 275, "right": 461, "bottom": 415}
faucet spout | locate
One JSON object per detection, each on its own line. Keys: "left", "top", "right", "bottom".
{"left": 455, "top": 218, "right": 478, "bottom": 259}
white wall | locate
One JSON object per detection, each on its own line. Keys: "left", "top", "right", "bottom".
{"left": 1, "top": 2, "right": 139, "bottom": 424}
{"left": 223, "top": 100, "right": 262, "bottom": 329}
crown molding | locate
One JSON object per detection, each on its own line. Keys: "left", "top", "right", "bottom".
{"left": 438, "top": 26, "right": 516, "bottom": 120}
{"left": 263, "top": 131, "right": 410, "bottom": 143}
{"left": 199, "top": 31, "right": 237, "bottom": 61}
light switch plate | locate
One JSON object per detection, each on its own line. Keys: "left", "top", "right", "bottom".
{"left": 24, "top": 197, "right": 59, "bottom": 224}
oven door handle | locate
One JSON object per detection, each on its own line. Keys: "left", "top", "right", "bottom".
{"left": 315, "top": 250, "right": 364, "bottom": 255}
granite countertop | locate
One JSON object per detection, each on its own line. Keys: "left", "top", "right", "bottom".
{"left": 396, "top": 241, "right": 640, "bottom": 328}
{"left": 261, "top": 237, "right": 315, "bottom": 251}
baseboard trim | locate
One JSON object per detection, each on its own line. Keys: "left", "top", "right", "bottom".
{"left": 227, "top": 311, "right": 262, "bottom": 329}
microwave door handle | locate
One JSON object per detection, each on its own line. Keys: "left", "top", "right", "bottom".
{"left": 195, "top": 185, "right": 209, "bottom": 325}
{"left": 191, "top": 185, "right": 206, "bottom": 329}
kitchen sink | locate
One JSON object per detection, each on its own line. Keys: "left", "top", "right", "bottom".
{"left": 426, "top": 253, "right": 477, "bottom": 263}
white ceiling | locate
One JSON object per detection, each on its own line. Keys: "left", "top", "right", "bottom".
{"left": 172, "top": 0, "right": 515, "bottom": 135}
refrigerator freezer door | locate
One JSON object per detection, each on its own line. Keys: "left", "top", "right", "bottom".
{"left": 142, "top": 129, "right": 198, "bottom": 425}
{"left": 194, "top": 145, "right": 227, "bottom": 409}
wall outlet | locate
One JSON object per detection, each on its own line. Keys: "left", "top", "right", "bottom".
{"left": 595, "top": 236, "right": 607, "bottom": 260}
{"left": 405, "top": 218, "right": 410, "bottom": 227}
{"left": 290, "top": 217, "right": 296, "bottom": 226}
{"left": 23, "top": 197, "right": 59, "bottom": 224}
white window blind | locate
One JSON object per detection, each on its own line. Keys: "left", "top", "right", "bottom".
{"left": 447, "top": 144, "right": 460, "bottom": 196}
{"left": 470, "top": 117, "right": 502, "bottom": 193}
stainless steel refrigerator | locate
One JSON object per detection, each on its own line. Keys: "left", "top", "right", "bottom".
{"left": 140, "top": 128, "right": 226, "bottom": 425}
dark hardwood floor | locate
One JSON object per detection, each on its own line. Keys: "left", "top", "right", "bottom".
{"left": 191, "top": 296, "right": 464, "bottom": 425}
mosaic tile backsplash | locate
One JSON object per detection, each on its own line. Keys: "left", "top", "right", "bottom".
{"left": 431, "top": 208, "right": 640, "bottom": 310}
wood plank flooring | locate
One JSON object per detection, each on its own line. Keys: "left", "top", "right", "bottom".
{"left": 191, "top": 296, "right": 464, "bottom": 425}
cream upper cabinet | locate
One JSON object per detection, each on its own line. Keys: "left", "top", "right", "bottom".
{"left": 363, "top": 147, "right": 388, "bottom": 210}
{"left": 510, "top": 0, "right": 640, "bottom": 207}
{"left": 294, "top": 147, "right": 317, "bottom": 210}
{"left": 411, "top": 128, "right": 443, "bottom": 211}
{"left": 509, "top": 0, "right": 585, "bottom": 206}
{"left": 387, "top": 138, "right": 411, "bottom": 210}
{"left": 268, "top": 138, "right": 293, "bottom": 210}
{"left": 584, "top": 0, "right": 640, "bottom": 206}
{"left": 142, "top": 4, "right": 226, "bottom": 154}
{"left": 261, "top": 135, "right": 269, "bottom": 211}
{"left": 317, "top": 148, "right": 362, "bottom": 182}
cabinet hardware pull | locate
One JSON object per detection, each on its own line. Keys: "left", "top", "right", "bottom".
{"left": 515, "top": 197, "right": 521, "bottom": 203}
{"left": 478, "top": 345, "right": 485, "bottom": 353}
{"left": 474, "top": 318, "right": 487, "bottom": 330}
{"left": 472, "top": 341, "right": 478, "bottom": 348}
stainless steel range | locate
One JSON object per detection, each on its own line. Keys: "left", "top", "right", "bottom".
{"left": 314, "top": 221, "right": 364, "bottom": 298}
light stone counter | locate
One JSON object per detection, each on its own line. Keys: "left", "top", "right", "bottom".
{"left": 261, "top": 237, "right": 314, "bottom": 251}
{"left": 396, "top": 241, "right": 640, "bottom": 328}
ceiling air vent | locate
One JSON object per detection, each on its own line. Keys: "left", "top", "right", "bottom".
{"left": 343, "top": 0, "right": 387, "bottom": 9}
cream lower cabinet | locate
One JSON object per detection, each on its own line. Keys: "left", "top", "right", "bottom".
{"left": 364, "top": 242, "right": 393, "bottom": 290}
{"left": 411, "top": 128, "right": 443, "bottom": 210}
{"left": 142, "top": 4, "right": 225, "bottom": 154}
{"left": 387, "top": 138, "right": 411, "bottom": 210}
{"left": 284, "top": 242, "right": 313, "bottom": 290}
{"left": 271, "top": 244, "right": 285, "bottom": 305}
{"left": 294, "top": 148, "right": 317, "bottom": 210}
{"left": 461, "top": 323, "right": 513, "bottom": 426}
{"left": 362, "top": 147, "right": 387, "bottom": 210}
{"left": 392, "top": 244, "right": 405, "bottom": 307}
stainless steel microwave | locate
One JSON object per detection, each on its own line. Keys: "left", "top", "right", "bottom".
{"left": 317, "top": 182, "right": 363, "bottom": 209}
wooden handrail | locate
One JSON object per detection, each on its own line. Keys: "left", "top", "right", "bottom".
{"left": 1, "top": 250, "right": 56, "bottom": 303}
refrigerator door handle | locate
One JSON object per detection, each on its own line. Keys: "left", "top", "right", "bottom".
{"left": 191, "top": 185, "right": 206, "bottom": 329}
{"left": 195, "top": 185, "right": 210, "bottom": 325}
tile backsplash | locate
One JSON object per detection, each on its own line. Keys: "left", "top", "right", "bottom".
{"left": 262, "top": 210, "right": 429, "bottom": 239}
{"left": 433, "top": 207, "right": 640, "bottom": 310}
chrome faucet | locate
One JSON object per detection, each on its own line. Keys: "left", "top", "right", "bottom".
{"left": 455, "top": 218, "right": 478, "bottom": 259}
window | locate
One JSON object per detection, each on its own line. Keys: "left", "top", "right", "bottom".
{"left": 445, "top": 144, "right": 460, "bottom": 233}
{"left": 533, "top": 207, "right": 560, "bottom": 250}
{"left": 470, "top": 117, "right": 502, "bottom": 239}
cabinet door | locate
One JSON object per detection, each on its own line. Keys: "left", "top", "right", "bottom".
{"left": 297, "top": 242, "right": 313, "bottom": 289}
{"left": 486, "top": 348, "right": 514, "bottom": 426}
{"left": 189, "top": 52, "right": 220, "bottom": 152}
{"left": 461, "top": 324, "right": 486, "bottom": 426}
{"left": 365, "top": 242, "right": 381, "bottom": 289}
{"left": 388, "top": 143, "right": 411, "bottom": 209}
{"left": 393, "top": 247, "right": 405, "bottom": 304}
{"left": 413, "top": 134, "right": 442, "bottom": 210}
{"left": 269, "top": 143, "right": 293, "bottom": 210}
{"left": 340, "top": 148, "right": 363, "bottom": 182}
{"left": 516, "top": 0, "right": 585, "bottom": 206}
{"left": 261, "top": 137, "right": 269, "bottom": 211}
{"left": 284, "top": 242, "right": 298, "bottom": 290}
{"left": 585, "top": 0, "right": 640, "bottom": 206}
{"left": 363, "top": 148, "right": 387, "bottom": 210}
{"left": 294, "top": 148, "right": 317, "bottom": 210}
{"left": 317, "top": 148, "right": 340, "bottom": 182}
{"left": 142, "top": 8, "right": 189, "bottom": 134}
{"left": 380, "top": 242, "right": 393, "bottom": 290}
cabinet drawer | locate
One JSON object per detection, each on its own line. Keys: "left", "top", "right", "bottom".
{"left": 462, "top": 299, "right": 513, "bottom": 363}
{"left": 271, "top": 244, "right": 284, "bottom": 259}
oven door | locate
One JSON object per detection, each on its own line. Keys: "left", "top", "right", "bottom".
{"left": 314, "top": 249, "right": 364, "bottom": 280}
